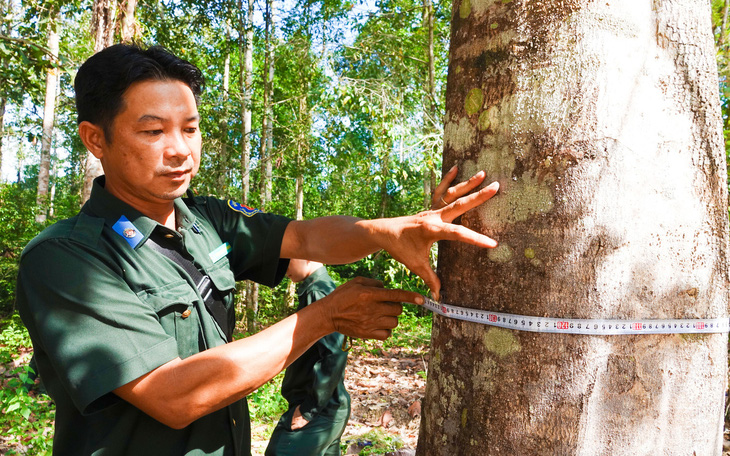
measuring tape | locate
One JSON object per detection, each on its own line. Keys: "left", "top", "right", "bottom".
{"left": 422, "top": 297, "right": 730, "bottom": 335}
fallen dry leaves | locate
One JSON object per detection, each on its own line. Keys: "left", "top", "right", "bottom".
{"left": 341, "top": 344, "right": 428, "bottom": 452}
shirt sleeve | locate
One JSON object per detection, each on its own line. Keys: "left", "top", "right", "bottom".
{"left": 16, "top": 239, "right": 179, "bottom": 415}
{"left": 192, "top": 197, "right": 292, "bottom": 287}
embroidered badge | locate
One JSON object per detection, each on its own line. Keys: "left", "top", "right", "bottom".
{"left": 112, "top": 216, "right": 144, "bottom": 249}
{"left": 227, "top": 200, "right": 261, "bottom": 217}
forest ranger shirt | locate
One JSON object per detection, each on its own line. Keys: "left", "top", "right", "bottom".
{"left": 16, "top": 176, "right": 291, "bottom": 456}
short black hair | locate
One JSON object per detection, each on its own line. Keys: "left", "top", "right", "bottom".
{"left": 74, "top": 43, "right": 205, "bottom": 141}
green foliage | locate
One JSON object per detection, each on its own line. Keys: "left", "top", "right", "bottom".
{"left": 247, "top": 371, "right": 289, "bottom": 437}
{"left": 0, "top": 315, "right": 55, "bottom": 454}
{"left": 0, "top": 183, "right": 40, "bottom": 315}
{"left": 343, "top": 428, "right": 404, "bottom": 455}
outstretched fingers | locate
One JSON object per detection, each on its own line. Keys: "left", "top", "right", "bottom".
{"left": 432, "top": 167, "right": 487, "bottom": 209}
{"left": 439, "top": 180, "right": 500, "bottom": 222}
{"left": 438, "top": 222, "right": 498, "bottom": 249}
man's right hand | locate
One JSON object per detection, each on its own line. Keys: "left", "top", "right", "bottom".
{"left": 314, "top": 277, "right": 423, "bottom": 340}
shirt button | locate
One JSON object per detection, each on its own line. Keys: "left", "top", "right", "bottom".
{"left": 181, "top": 309, "right": 192, "bottom": 319}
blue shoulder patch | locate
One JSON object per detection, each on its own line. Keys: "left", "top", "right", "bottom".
{"left": 112, "top": 215, "right": 144, "bottom": 249}
{"left": 227, "top": 200, "right": 262, "bottom": 217}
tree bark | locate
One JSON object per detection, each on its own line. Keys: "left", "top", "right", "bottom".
{"left": 82, "top": 0, "right": 121, "bottom": 205}
{"left": 260, "top": 0, "right": 275, "bottom": 209}
{"left": 240, "top": 0, "right": 254, "bottom": 205}
{"left": 217, "top": 24, "right": 231, "bottom": 193}
{"left": 422, "top": 0, "right": 439, "bottom": 209}
{"left": 418, "top": 1, "right": 729, "bottom": 455}
{"left": 0, "top": 96, "right": 5, "bottom": 178}
{"left": 91, "top": 0, "right": 116, "bottom": 50}
{"left": 119, "top": 0, "right": 137, "bottom": 43}
{"left": 36, "top": 10, "right": 60, "bottom": 223}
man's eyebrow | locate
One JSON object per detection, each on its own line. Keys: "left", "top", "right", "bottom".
{"left": 137, "top": 114, "right": 200, "bottom": 122}
{"left": 137, "top": 114, "right": 165, "bottom": 123}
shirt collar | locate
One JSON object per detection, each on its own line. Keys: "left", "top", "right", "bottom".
{"left": 83, "top": 176, "right": 197, "bottom": 249}
{"left": 297, "top": 266, "right": 329, "bottom": 295}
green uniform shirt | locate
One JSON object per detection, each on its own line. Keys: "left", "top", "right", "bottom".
{"left": 16, "top": 177, "right": 291, "bottom": 456}
{"left": 280, "top": 267, "right": 350, "bottom": 422}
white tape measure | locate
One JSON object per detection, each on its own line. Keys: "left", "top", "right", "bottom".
{"left": 422, "top": 297, "right": 730, "bottom": 335}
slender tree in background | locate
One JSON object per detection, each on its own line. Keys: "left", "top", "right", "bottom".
{"left": 418, "top": 0, "right": 729, "bottom": 454}
{"left": 246, "top": 0, "right": 277, "bottom": 329}
{"left": 81, "top": 0, "right": 114, "bottom": 204}
{"left": 260, "top": 0, "right": 275, "bottom": 208}
{"left": 35, "top": 6, "right": 60, "bottom": 223}
{"left": 119, "top": 0, "right": 136, "bottom": 42}
{"left": 239, "top": 0, "right": 254, "bottom": 204}
{"left": 237, "top": 0, "right": 260, "bottom": 330}
{"left": 0, "top": 0, "right": 10, "bottom": 175}
{"left": 422, "top": 0, "right": 438, "bottom": 208}
{"left": 82, "top": 0, "right": 137, "bottom": 204}
{"left": 216, "top": 20, "right": 232, "bottom": 191}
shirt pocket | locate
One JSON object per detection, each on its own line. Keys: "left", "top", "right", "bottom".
{"left": 137, "top": 280, "right": 200, "bottom": 359}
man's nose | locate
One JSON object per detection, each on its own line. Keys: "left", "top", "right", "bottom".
{"left": 165, "top": 131, "right": 192, "bottom": 160}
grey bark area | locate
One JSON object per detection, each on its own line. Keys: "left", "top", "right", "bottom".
{"left": 418, "top": 0, "right": 729, "bottom": 455}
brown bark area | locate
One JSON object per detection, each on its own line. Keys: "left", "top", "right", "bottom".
{"left": 82, "top": 0, "right": 116, "bottom": 204}
{"left": 119, "top": 0, "right": 137, "bottom": 43}
{"left": 418, "top": 0, "right": 729, "bottom": 454}
{"left": 83, "top": 0, "right": 138, "bottom": 204}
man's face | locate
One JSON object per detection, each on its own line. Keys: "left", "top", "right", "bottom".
{"left": 98, "top": 79, "right": 201, "bottom": 211}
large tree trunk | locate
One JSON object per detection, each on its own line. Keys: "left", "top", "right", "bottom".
{"left": 418, "top": 1, "right": 729, "bottom": 455}
{"left": 36, "top": 10, "right": 60, "bottom": 223}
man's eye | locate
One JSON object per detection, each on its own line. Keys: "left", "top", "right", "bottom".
{"left": 145, "top": 130, "right": 163, "bottom": 136}
{"left": 185, "top": 127, "right": 198, "bottom": 134}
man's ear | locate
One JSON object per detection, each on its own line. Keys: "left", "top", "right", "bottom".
{"left": 78, "top": 121, "right": 106, "bottom": 159}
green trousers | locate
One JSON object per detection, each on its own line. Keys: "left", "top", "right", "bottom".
{"left": 265, "top": 407, "right": 349, "bottom": 456}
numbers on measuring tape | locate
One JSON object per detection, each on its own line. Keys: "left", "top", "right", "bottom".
{"left": 422, "top": 297, "right": 729, "bottom": 335}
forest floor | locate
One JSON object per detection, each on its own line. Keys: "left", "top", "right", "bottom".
{"left": 251, "top": 342, "right": 429, "bottom": 455}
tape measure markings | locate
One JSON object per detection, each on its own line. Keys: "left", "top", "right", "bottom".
{"left": 422, "top": 297, "right": 729, "bottom": 335}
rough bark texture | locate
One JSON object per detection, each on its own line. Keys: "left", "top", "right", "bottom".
{"left": 119, "top": 0, "right": 137, "bottom": 43}
{"left": 82, "top": 0, "right": 118, "bottom": 205}
{"left": 418, "top": 0, "right": 729, "bottom": 455}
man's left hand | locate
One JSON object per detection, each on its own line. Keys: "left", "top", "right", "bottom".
{"left": 291, "top": 405, "right": 309, "bottom": 430}
{"left": 373, "top": 179, "right": 500, "bottom": 301}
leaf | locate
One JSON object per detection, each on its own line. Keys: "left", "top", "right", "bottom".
{"left": 6, "top": 401, "right": 21, "bottom": 413}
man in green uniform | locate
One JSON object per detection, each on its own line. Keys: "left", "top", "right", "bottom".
{"left": 266, "top": 260, "right": 350, "bottom": 456}
{"left": 15, "top": 43, "right": 500, "bottom": 456}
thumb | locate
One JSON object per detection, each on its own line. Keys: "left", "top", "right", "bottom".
{"left": 411, "top": 263, "right": 441, "bottom": 301}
